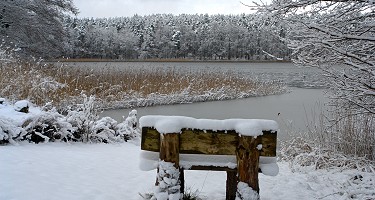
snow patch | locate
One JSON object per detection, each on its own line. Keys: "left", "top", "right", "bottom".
{"left": 259, "top": 163, "right": 279, "bottom": 176}
{"left": 14, "top": 100, "right": 30, "bottom": 112}
{"left": 140, "top": 115, "right": 278, "bottom": 137}
{"left": 154, "top": 161, "right": 181, "bottom": 200}
{"left": 236, "top": 182, "right": 260, "bottom": 200}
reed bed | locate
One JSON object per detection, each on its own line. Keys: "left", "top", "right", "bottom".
{"left": 279, "top": 101, "right": 375, "bottom": 172}
{"left": 325, "top": 105, "right": 375, "bottom": 160}
{"left": 0, "top": 60, "right": 286, "bottom": 111}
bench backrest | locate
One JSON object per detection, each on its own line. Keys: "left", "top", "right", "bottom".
{"left": 141, "top": 127, "right": 277, "bottom": 157}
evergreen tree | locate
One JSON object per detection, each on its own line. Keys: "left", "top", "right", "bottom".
{"left": 0, "top": 0, "right": 77, "bottom": 58}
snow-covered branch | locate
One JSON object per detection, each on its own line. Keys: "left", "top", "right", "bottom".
{"left": 252, "top": 0, "right": 375, "bottom": 114}
{"left": 308, "top": 24, "right": 375, "bottom": 42}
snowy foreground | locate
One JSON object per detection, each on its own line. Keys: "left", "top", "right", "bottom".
{"left": 1, "top": 142, "right": 374, "bottom": 200}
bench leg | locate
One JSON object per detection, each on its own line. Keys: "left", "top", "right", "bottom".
{"left": 179, "top": 168, "right": 185, "bottom": 194}
{"left": 155, "top": 133, "right": 182, "bottom": 199}
{"left": 226, "top": 170, "right": 237, "bottom": 200}
{"left": 236, "top": 136, "right": 261, "bottom": 200}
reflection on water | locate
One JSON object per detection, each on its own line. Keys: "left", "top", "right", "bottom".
{"left": 101, "top": 88, "right": 328, "bottom": 140}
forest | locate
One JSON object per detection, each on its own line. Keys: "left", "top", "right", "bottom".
{"left": 62, "top": 14, "right": 290, "bottom": 60}
{"left": 0, "top": 0, "right": 289, "bottom": 60}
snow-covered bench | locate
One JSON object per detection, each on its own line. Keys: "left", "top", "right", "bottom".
{"left": 140, "top": 115, "right": 278, "bottom": 200}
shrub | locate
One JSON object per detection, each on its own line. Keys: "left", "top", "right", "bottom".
{"left": 0, "top": 96, "right": 140, "bottom": 144}
{"left": 0, "top": 118, "right": 26, "bottom": 145}
{"left": 90, "top": 117, "right": 119, "bottom": 143}
{"left": 22, "top": 104, "right": 76, "bottom": 143}
{"left": 116, "top": 110, "right": 140, "bottom": 141}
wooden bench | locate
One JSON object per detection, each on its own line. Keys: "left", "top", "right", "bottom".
{"left": 140, "top": 116, "right": 278, "bottom": 200}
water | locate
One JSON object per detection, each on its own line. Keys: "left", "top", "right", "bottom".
{"left": 62, "top": 61, "right": 328, "bottom": 138}
{"left": 102, "top": 88, "right": 328, "bottom": 139}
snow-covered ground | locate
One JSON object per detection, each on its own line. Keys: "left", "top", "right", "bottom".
{"left": 1, "top": 96, "right": 374, "bottom": 200}
{"left": 1, "top": 142, "right": 374, "bottom": 200}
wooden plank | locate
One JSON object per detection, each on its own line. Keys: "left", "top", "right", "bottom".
{"left": 188, "top": 165, "right": 263, "bottom": 173}
{"left": 188, "top": 165, "right": 237, "bottom": 171}
{"left": 141, "top": 127, "right": 277, "bottom": 157}
{"left": 141, "top": 127, "right": 160, "bottom": 152}
{"left": 179, "top": 128, "right": 238, "bottom": 155}
{"left": 259, "top": 131, "right": 277, "bottom": 157}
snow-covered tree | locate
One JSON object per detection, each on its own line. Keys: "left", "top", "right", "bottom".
{"left": 0, "top": 0, "right": 78, "bottom": 58}
{"left": 251, "top": 0, "right": 375, "bottom": 114}
{"left": 64, "top": 14, "right": 290, "bottom": 61}
{"left": 248, "top": 0, "right": 375, "bottom": 160}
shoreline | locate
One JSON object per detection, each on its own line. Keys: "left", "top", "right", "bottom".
{"left": 48, "top": 58, "right": 292, "bottom": 63}
{"left": 98, "top": 88, "right": 290, "bottom": 111}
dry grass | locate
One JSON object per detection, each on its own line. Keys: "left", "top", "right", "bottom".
{"left": 325, "top": 105, "right": 375, "bottom": 160}
{"left": 0, "top": 59, "right": 285, "bottom": 110}
{"left": 301, "top": 101, "right": 374, "bottom": 161}
{"left": 279, "top": 101, "right": 375, "bottom": 172}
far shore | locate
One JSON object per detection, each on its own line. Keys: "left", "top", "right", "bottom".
{"left": 49, "top": 58, "right": 292, "bottom": 63}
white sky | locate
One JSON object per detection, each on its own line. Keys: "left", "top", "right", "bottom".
{"left": 73, "top": 0, "right": 256, "bottom": 18}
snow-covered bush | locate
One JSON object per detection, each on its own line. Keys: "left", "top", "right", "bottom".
{"left": 116, "top": 109, "right": 140, "bottom": 141}
{"left": 66, "top": 95, "right": 98, "bottom": 142}
{"left": 0, "top": 96, "right": 140, "bottom": 144}
{"left": 0, "top": 118, "right": 26, "bottom": 145}
{"left": 65, "top": 95, "right": 140, "bottom": 143}
{"left": 23, "top": 107, "right": 76, "bottom": 143}
{"left": 90, "top": 117, "right": 119, "bottom": 143}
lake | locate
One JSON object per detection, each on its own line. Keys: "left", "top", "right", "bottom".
{"left": 66, "top": 61, "right": 329, "bottom": 139}
{"left": 102, "top": 87, "right": 327, "bottom": 139}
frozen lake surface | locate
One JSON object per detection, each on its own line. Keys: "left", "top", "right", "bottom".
{"left": 69, "top": 61, "right": 330, "bottom": 137}
{"left": 103, "top": 88, "right": 327, "bottom": 139}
